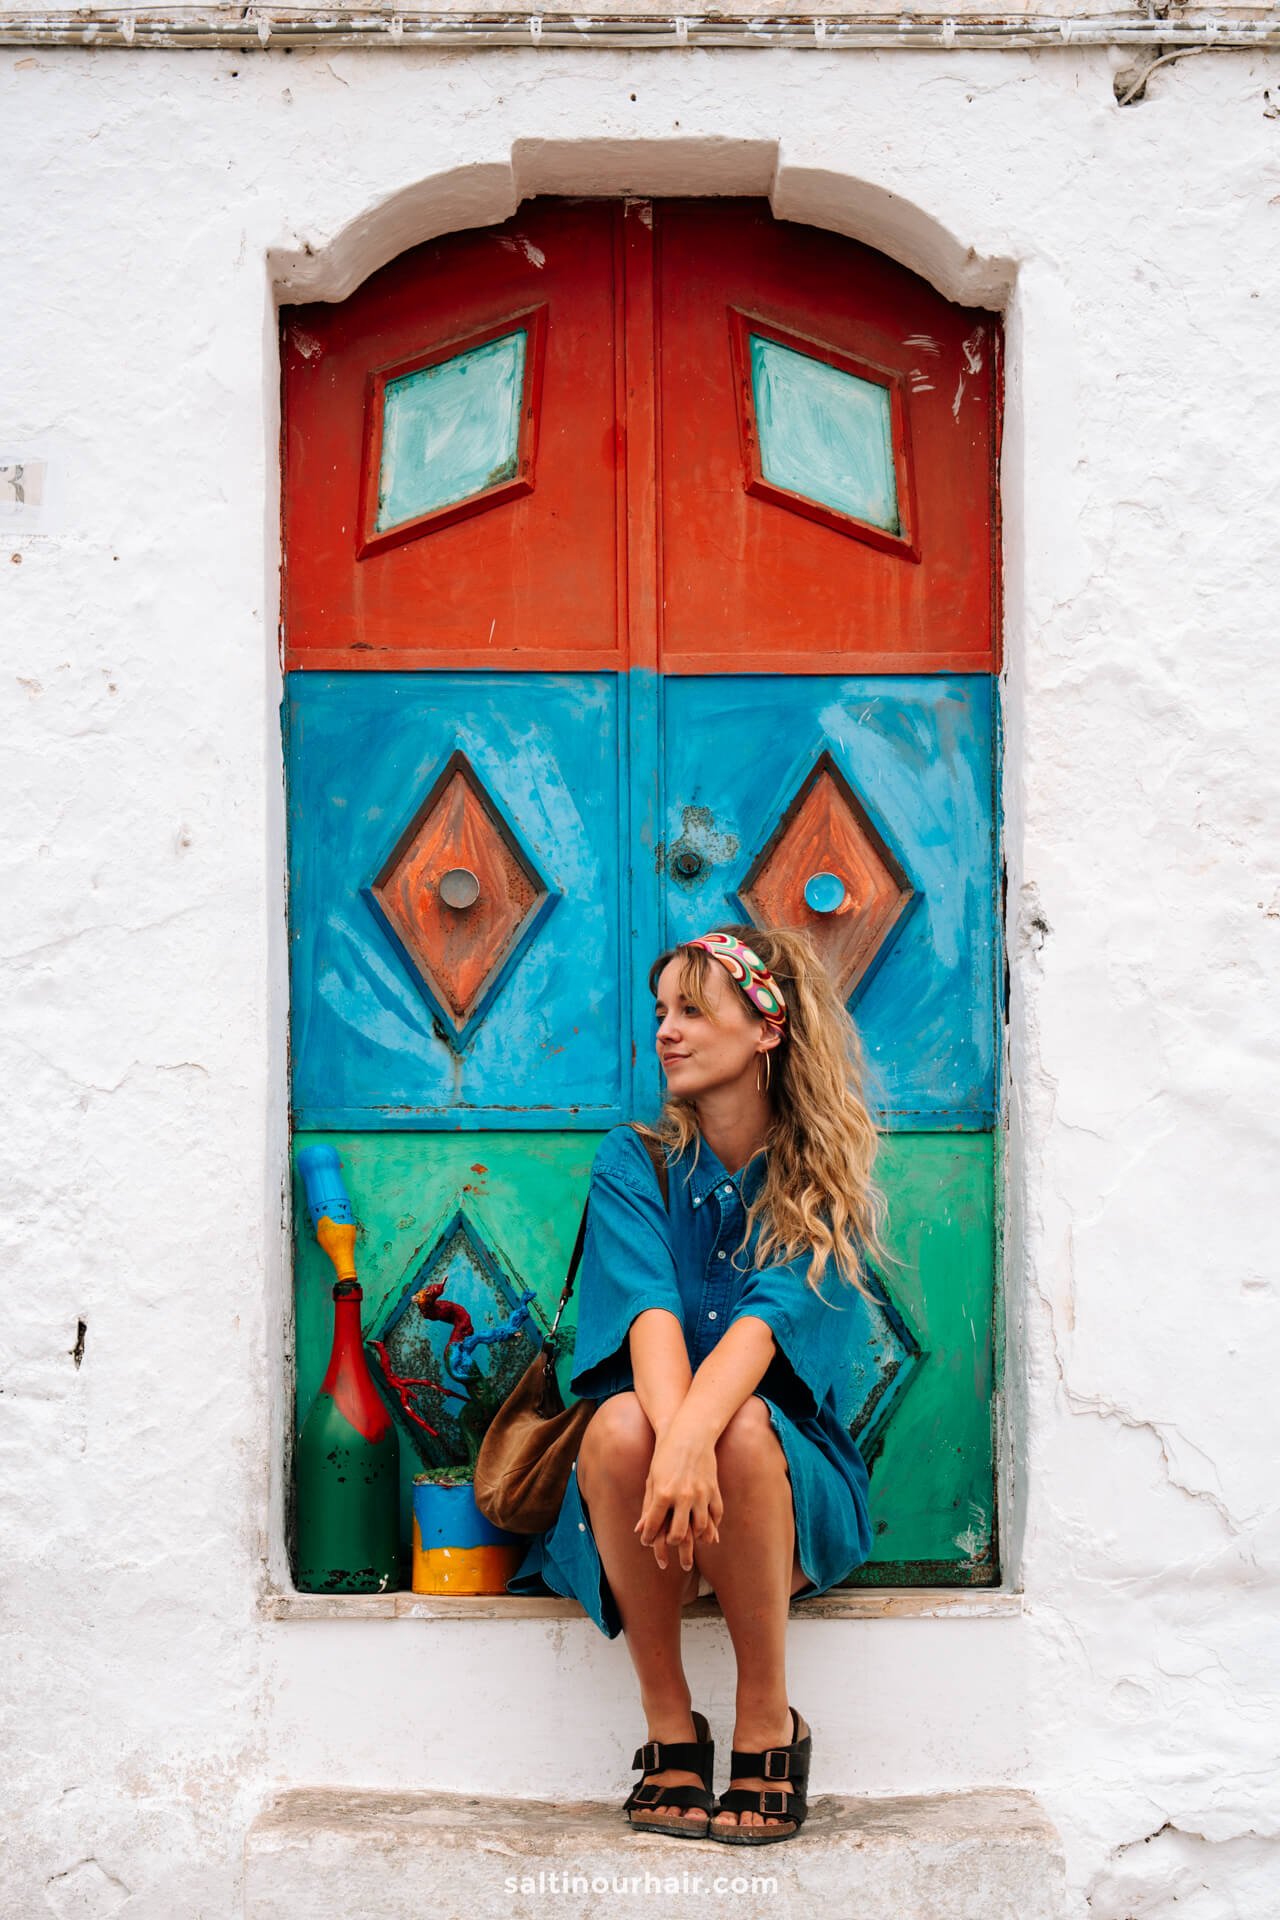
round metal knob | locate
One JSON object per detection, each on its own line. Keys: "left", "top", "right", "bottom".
{"left": 438, "top": 866, "right": 481, "bottom": 910}
{"left": 804, "top": 871, "right": 847, "bottom": 914}
{"left": 672, "top": 850, "right": 705, "bottom": 880}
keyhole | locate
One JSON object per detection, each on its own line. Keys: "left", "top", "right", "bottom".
{"left": 672, "top": 851, "right": 705, "bottom": 879}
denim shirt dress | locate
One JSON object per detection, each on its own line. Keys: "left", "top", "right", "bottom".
{"left": 506, "top": 1123, "right": 875, "bottom": 1638}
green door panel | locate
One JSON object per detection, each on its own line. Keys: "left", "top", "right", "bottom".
{"left": 292, "top": 1129, "right": 995, "bottom": 1588}
{"left": 845, "top": 1132, "right": 996, "bottom": 1585}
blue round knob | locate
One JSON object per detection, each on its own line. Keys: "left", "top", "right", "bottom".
{"left": 804, "top": 871, "right": 847, "bottom": 914}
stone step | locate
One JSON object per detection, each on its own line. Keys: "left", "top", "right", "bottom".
{"left": 244, "top": 1786, "right": 1066, "bottom": 1920}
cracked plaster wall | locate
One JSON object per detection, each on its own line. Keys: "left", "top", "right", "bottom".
{"left": 1, "top": 40, "right": 1278, "bottom": 1920}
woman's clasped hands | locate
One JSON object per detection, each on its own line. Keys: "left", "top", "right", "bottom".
{"left": 634, "top": 1415, "right": 725, "bottom": 1571}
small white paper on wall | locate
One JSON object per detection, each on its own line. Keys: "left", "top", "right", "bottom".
{"left": 0, "top": 455, "right": 49, "bottom": 524}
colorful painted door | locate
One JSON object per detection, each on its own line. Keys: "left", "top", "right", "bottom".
{"left": 284, "top": 199, "right": 1001, "bottom": 1586}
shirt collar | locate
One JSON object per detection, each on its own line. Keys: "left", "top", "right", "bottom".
{"left": 681, "top": 1134, "right": 769, "bottom": 1208}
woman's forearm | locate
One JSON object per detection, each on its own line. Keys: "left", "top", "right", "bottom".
{"left": 633, "top": 1318, "right": 778, "bottom": 1563}
{"left": 671, "top": 1316, "right": 777, "bottom": 1444}
{"left": 629, "top": 1307, "right": 694, "bottom": 1435}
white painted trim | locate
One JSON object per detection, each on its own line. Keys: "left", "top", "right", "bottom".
{"left": 266, "top": 144, "right": 1015, "bottom": 307}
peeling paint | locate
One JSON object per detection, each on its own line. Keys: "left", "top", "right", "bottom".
{"left": 499, "top": 233, "right": 546, "bottom": 267}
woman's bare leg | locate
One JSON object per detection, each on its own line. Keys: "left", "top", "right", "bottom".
{"left": 690, "top": 1396, "right": 807, "bottom": 1833}
{"left": 576, "top": 1393, "right": 707, "bottom": 1823}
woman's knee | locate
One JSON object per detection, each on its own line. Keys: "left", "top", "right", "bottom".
{"left": 577, "top": 1392, "right": 653, "bottom": 1489}
{"left": 715, "top": 1395, "right": 786, "bottom": 1482}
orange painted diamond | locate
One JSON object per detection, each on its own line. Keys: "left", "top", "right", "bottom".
{"left": 372, "top": 750, "right": 546, "bottom": 1036}
{"left": 741, "top": 752, "right": 914, "bottom": 1001}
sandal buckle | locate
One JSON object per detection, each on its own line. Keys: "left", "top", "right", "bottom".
{"left": 636, "top": 1741, "right": 661, "bottom": 1772}
{"left": 761, "top": 1789, "right": 790, "bottom": 1815}
{"left": 632, "top": 1783, "right": 665, "bottom": 1805}
{"left": 763, "top": 1751, "right": 791, "bottom": 1779}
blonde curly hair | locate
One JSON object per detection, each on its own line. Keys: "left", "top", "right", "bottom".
{"left": 644, "top": 923, "right": 890, "bottom": 1300}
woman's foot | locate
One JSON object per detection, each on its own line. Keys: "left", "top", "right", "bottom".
{"left": 710, "top": 1706, "right": 807, "bottom": 1836}
{"left": 629, "top": 1710, "right": 712, "bottom": 1826}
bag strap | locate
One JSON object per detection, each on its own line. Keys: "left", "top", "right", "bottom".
{"left": 545, "top": 1127, "right": 669, "bottom": 1344}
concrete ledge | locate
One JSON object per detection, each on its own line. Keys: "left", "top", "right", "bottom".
{"left": 245, "top": 1786, "right": 1066, "bottom": 1920}
{"left": 261, "top": 1586, "right": 1025, "bottom": 1622}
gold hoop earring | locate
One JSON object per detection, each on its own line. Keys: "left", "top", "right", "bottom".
{"left": 756, "top": 1052, "right": 772, "bottom": 1095}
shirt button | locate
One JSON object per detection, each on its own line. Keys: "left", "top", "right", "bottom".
{"left": 707, "top": 1311, "right": 717, "bottom": 1321}
{"left": 717, "top": 1251, "right": 726, "bottom": 1260}
{"left": 693, "top": 1197, "right": 701, "bottom": 1208}
{"left": 578, "top": 1522, "right": 586, "bottom": 1531}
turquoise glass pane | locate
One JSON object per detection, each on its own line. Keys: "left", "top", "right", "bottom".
{"left": 750, "top": 334, "right": 899, "bottom": 535}
{"left": 376, "top": 330, "right": 526, "bottom": 531}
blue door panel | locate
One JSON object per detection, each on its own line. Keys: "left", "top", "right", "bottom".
{"left": 287, "top": 672, "right": 626, "bottom": 1128}
{"left": 661, "top": 674, "right": 996, "bottom": 1128}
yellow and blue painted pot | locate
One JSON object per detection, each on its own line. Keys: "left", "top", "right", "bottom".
{"left": 412, "top": 1477, "right": 525, "bottom": 1595}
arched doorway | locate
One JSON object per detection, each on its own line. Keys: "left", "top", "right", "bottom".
{"left": 283, "top": 197, "right": 1001, "bottom": 1587}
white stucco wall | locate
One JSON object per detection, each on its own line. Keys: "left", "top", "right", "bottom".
{"left": 3, "top": 40, "right": 1278, "bottom": 1920}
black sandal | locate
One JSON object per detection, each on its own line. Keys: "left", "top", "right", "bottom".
{"left": 710, "top": 1706, "right": 811, "bottom": 1845}
{"left": 622, "top": 1709, "right": 716, "bottom": 1838}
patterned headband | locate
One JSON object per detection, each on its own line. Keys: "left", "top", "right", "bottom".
{"left": 686, "top": 932, "right": 788, "bottom": 1029}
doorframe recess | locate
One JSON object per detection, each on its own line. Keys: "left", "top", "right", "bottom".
{"left": 264, "top": 156, "right": 1027, "bottom": 1610}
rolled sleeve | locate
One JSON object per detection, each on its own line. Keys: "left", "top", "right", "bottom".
{"left": 567, "top": 1129, "right": 686, "bottom": 1402}
{"left": 727, "top": 1255, "right": 871, "bottom": 1420}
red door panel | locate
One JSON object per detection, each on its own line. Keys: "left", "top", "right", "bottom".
{"left": 283, "top": 201, "right": 623, "bottom": 672}
{"left": 655, "top": 201, "right": 999, "bottom": 674}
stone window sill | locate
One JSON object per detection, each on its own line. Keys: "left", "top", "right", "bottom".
{"left": 261, "top": 1587, "right": 1023, "bottom": 1622}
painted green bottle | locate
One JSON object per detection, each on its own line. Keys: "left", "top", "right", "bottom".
{"left": 295, "top": 1146, "right": 400, "bottom": 1594}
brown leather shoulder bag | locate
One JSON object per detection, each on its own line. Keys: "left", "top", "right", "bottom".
{"left": 473, "top": 1127, "right": 669, "bottom": 1535}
